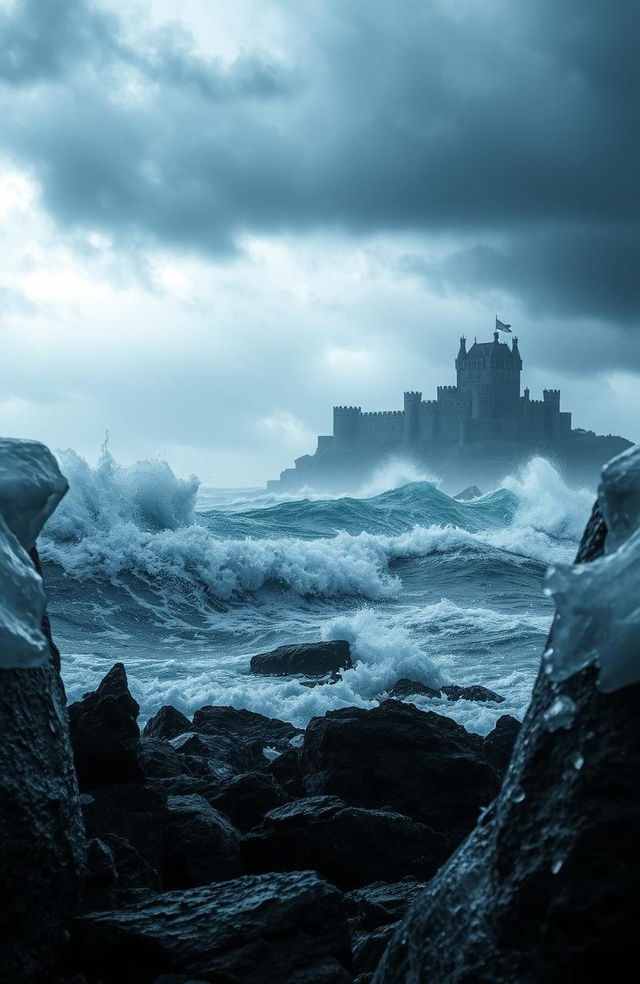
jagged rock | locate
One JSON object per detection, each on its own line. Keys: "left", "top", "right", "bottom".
{"left": 81, "top": 838, "right": 118, "bottom": 914}
{"left": 81, "top": 783, "right": 168, "bottom": 877}
{"left": 441, "top": 684, "right": 505, "bottom": 703}
{"left": 103, "top": 834, "right": 162, "bottom": 903}
{"left": 191, "top": 704, "right": 301, "bottom": 751}
{"left": 147, "top": 776, "right": 223, "bottom": 801}
{"left": 483, "top": 714, "right": 521, "bottom": 776}
{"left": 386, "top": 679, "right": 505, "bottom": 703}
{"left": 143, "top": 705, "right": 193, "bottom": 741}
{"left": 69, "top": 663, "right": 144, "bottom": 790}
{"left": 205, "top": 771, "right": 288, "bottom": 831}
{"left": 345, "top": 880, "right": 428, "bottom": 932}
{"left": 266, "top": 745, "right": 305, "bottom": 796}
{"left": 386, "top": 678, "right": 442, "bottom": 700}
{"left": 0, "top": 546, "right": 85, "bottom": 984}
{"left": 375, "top": 499, "right": 640, "bottom": 983}
{"left": 170, "top": 731, "right": 263, "bottom": 777}
{"left": 243, "top": 795, "right": 447, "bottom": 890}
{"left": 66, "top": 872, "right": 353, "bottom": 983}
{"left": 301, "top": 700, "right": 500, "bottom": 843}
{"left": 353, "top": 924, "right": 398, "bottom": 981}
{"left": 164, "top": 794, "right": 242, "bottom": 890}
{"left": 139, "top": 738, "right": 207, "bottom": 780}
{"left": 249, "top": 640, "right": 352, "bottom": 679}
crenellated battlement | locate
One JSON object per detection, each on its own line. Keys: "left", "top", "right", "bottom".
{"left": 327, "top": 330, "right": 571, "bottom": 450}
{"left": 362, "top": 410, "right": 403, "bottom": 417}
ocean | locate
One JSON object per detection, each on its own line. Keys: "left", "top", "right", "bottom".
{"left": 40, "top": 448, "right": 595, "bottom": 737}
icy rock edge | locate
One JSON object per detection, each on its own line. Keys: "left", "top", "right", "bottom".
{"left": 0, "top": 438, "right": 68, "bottom": 668}
{"left": 374, "top": 444, "right": 640, "bottom": 984}
{"left": 543, "top": 443, "right": 640, "bottom": 692}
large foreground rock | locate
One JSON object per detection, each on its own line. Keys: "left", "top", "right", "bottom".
{"left": 0, "top": 440, "right": 84, "bottom": 984}
{"left": 66, "top": 871, "right": 353, "bottom": 983}
{"left": 375, "top": 492, "right": 640, "bottom": 981}
{"left": 69, "top": 663, "right": 143, "bottom": 790}
{"left": 243, "top": 796, "right": 448, "bottom": 889}
{"left": 301, "top": 700, "right": 500, "bottom": 844}
{"left": 250, "top": 640, "right": 352, "bottom": 679}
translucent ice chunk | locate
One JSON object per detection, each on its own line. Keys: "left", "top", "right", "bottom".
{"left": 543, "top": 445, "right": 640, "bottom": 693}
{"left": 0, "top": 439, "right": 68, "bottom": 668}
{"left": 543, "top": 695, "right": 576, "bottom": 731}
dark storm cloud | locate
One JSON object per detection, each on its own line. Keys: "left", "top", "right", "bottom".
{"left": 0, "top": 0, "right": 638, "bottom": 320}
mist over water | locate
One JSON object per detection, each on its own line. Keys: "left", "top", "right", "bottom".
{"left": 41, "top": 447, "right": 594, "bottom": 735}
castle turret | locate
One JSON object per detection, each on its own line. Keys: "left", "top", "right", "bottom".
{"left": 333, "top": 406, "right": 361, "bottom": 445}
{"left": 403, "top": 391, "right": 422, "bottom": 447}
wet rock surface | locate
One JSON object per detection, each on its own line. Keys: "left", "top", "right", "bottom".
{"left": 387, "top": 678, "right": 505, "bottom": 703}
{"left": 66, "top": 872, "right": 353, "bottom": 984}
{"left": 164, "top": 794, "right": 242, "bottom": 889}
{"left": 191, "top": 703, "right": 301, "bottom": 750}
{"left": 69, "top": 663, "right": 144, "bottom": 790}
{"left": 143, "top": 706, "right": 193, "bottom": 741}
{"left": 375, "top": 501, "right": 640, "bottom": 983}
{"left": 301, "top": 700, "right": 500, "bottom": 844}
{"left": 243, "top": 796, "right": 449, "bottom": 890}
{"left": 250, "top": 639, "right": 352, "bottom": 679}
{"left": 0, "top": 547, "right": 85, "bottom": 984}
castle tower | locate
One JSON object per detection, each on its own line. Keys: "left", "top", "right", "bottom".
{"left": 333, "top": 406, "right": 361, "bottom": 445}
{"left": 403, "top": 391, "right": 422, "bottom": 447}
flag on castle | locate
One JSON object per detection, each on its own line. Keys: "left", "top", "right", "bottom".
{"left": 495, "top": 316, "right": 512, "bottom": 333}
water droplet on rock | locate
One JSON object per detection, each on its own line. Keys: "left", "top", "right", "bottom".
{"left": 543, "top": 695, "right": 576, "bottom": 732}
{"left": 573, "top": 753, "right": 584, "bottom": 770}
{"left": 551, "top": 858, "right": 564, "bottom": 875}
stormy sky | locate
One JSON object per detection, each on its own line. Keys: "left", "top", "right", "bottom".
{"left": 0, "top": 0, "right": 637, "bottom": 485}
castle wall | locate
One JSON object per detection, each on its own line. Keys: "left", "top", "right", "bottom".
{"left": 329, "top": 336, "right": 572, "bottom": 451}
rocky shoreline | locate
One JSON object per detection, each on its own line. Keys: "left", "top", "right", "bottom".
{"left": 58, "top": 656, "right": 518, "bottom": 983}
{"left": 2, "top": 438, "right": 640, "bottom": 984}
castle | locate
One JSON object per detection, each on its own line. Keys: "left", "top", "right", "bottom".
{"left": 269, "top": 329, "right": 629, "bottom": 492}
{"left": 329, "top": 331, "right": 570, "bottom": 451}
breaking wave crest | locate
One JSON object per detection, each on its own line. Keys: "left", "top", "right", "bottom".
{"left": 40, "top": 449, "right": 592, "bottom": 604}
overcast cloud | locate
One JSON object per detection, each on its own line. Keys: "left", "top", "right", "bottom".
{"left": 0, "top": 0, "right": 637, "bottom": 484}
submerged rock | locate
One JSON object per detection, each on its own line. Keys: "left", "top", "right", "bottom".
{"left": 69, "top": 663, "right": 144, "bottom": 790}
{"left": 249, "top": 640, "right": 352, "bottom": 679}
{"left": 243, "top": 796, "right": 448, "bottom": 890}
{"left": 66, "top": 871, "right": 353, "bottom": 983}
{"left": 301, "top": 700, "right": 500, "bottom": 843}
{"left": 375, "top": 479, "right": 640, "bottom": 982}
{"left": 386, "top": 679, "right": 505, "bottom": 703}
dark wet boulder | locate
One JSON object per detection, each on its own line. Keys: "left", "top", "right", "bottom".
{"left": 353, "top": 923, "right": 398, "bottom": 982}
{"left": 170, "top": 731, "right": 264, "bottom": 776}
{"left": 0, "top": 546, "right": 85, "bottom": 984}
{"left": 250, "top": 640, "right": 352, "bottom": 679}
{"left": 386, "top": 678, "right": 442, "bottom": 700}
{"left": 386, "top": 679, "right": 505, "bottom": 703}
{"left": 69, "top": 663, "right": 144, "bottom": 790}
{"left": 66, "top": 872, "right": 353, "bottom": 983}
{"left": 81, "top": 838, "right": 118, "bottom": 914}
{"left": 483, "top": 714, "right": 521, "bottom": 777}
{"left": 376, "top": 498, "right": 640, "bottom": 983}
{"left": 345, "top": 879, "right": 428, "bottom": 933}
{"left": 81, "top": 834, "right": 161, "bottom": 912}
{"left": 206, "top": 771, "right": 288, "bottom": 831}
{"left": 243, "top": 796, "right": 448, "bottom": 890}
{"left": 301, "top": 700, "right": 500, "bottom": 843}
{"left": 164, "top": 794, "right": 242, "bottom": 890}
{"left": 139, "top": 738, "right": 199, "bottom": 780}
{"left": 441, "top": 684, "right": 505, "bottom": 703}
{"left": 147, "top": 775, "right": 223, "bottom": 801}
{"left": 143, "top": 705, "right": 193, "bottom": 741}
{"left": 266, "top": 745, "right": 305, "bottom": 796}
{"left": 81, "top": 783, "right": 168, "bottom": 878}
{"left": 191, "top": 704, "right": 301, "bottom": 750}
